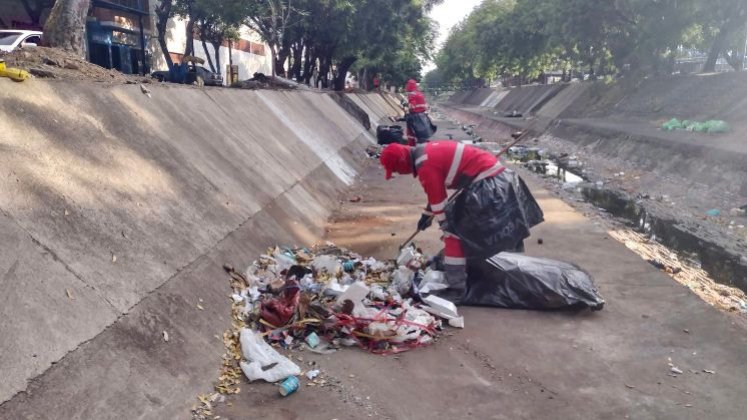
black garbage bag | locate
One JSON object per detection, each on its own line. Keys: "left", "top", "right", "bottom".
{"left": 445, "top": 170, "right": 544, "bottom": 260}
{"left": 406, "top": 112, "right": 434, "bottom": 142}
{"left": 428, "top": 114, "right": 438, "bottom": 134}
{"left": 376, "top": 125, "right": 405, "bottom": 145}
{"left": 464, "top": 253, "right": 605, "bottom": 310}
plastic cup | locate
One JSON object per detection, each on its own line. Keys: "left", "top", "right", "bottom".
{"left": 279, "top": 375, "right": 299, "bottom": 397}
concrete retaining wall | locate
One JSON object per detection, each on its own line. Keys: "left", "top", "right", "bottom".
{"left": 0, "top": 80, "right": 389, "bottom": 418}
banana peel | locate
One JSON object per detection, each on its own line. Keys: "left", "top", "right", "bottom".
{"left": 0, "top": 59, "right": 31, "bottom": 82}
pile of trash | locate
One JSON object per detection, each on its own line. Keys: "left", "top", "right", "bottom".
{"left": 207, "top": 241, "right": 604, "bottom": 405}
{"left": 218, "top": 243, "right": 460, "bottom": 391}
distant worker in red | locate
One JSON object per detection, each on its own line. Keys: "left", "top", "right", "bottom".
{"left": 401, "top": 79, "right": 434, "bottom": 146}
{"left": 372, "top": 74, "right": 381, "bottom": 92}
{"left": 405, "top": 79, "right": 428, "bottom": 113}
{"left": 380, "top": 141, "right": 543, "bottom": 297}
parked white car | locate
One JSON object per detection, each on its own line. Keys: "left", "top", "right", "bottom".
{"left": 0, "top": 30, "right": 43, "bottom": 53}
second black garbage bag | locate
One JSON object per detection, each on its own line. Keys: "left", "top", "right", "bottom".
{"left": 464, "top": 252, "right": 605, "bottom": 311}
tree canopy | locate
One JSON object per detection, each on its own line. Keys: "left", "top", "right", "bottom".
{"left": 152, "top": 0, "right": 441, "bottom": 89}
{"left": 433, "top": 0, "right": 747, "bottom": 88}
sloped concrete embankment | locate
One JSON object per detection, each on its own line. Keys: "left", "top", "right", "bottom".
{"left": 0, "top": 80, "right": 397, "bottom": 418}
{"left": 440, "top": 74, "right": 747, "bottom": 291}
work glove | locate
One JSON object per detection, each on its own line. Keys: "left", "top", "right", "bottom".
{"left": 417, "top": 213, "right": 433, "bottom": 231}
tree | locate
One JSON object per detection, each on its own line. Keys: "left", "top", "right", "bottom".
{"left": 244, "top": 0, "right": 304, "bottom": 76}
{"left": 193, "top": 0, "right": 245, "bottom": 75}
{"left": 700, "top": 0, "right": 747, "bottom": 72}
{"left": 43, "top": 0, "right": 90, "bottom": 57}
{"left": 20, "top": 0, "right": 55, "bottom": 27}
{"left": 154, "top": 0, "right": 176, "bottom": 72}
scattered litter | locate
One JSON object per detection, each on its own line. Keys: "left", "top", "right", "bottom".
{"left": 703, "top": 369, "right": 716, "bottom": 374}
{"left": 278, "top": 375, "right": 300, "bottom": 397}
{"left": 448, "top": 316, "right": 465, "bottom": 329}
{"left": 112, "top": 254, "right": 117, "bottom": 263}
{"left": 197, "top": 304, "right": 204, "bottom": 310}
{"left": 65, "top": 288, "right": 74, "bottom": 300}
{"left": 670, "top": 367, "right": 684, "bottom": 375}
{"left": 305, "top": 332, "right": 320, "bottom": 348}
{"left": 625, "top": 384, "right": 636, "bottom": 389}
{"left": 349, "top": 196, "right": 362, "bottom": 203}
{"left": 163, "top": 331, "right": 169, "bottom": 342}
{"left": 705, "top": 209, "right": 721, "bottom": 217}
{"left": 306, "top": 369, "right": 320, "bottom": 380}
{"left": 423, "top": 295, "right": 460, "bottom": 319}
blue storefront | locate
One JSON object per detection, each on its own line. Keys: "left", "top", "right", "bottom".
{"left": 86, "top": 0, "right": 150, "bottom": 75}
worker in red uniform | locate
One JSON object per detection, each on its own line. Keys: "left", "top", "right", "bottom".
{"left": 402, "top": 79, "right": 433, "bottom": 146}
{"left": 380, "top": 141, "right": 543, "bottom": 297}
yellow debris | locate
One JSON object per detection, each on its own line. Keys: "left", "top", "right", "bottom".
{"left": 0, "top": 60, "right": 30, "bottom": 82}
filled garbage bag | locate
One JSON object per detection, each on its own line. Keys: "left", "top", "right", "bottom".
{"left": 445, "top": 170, "right": 544, "bottom": 260}
{"left": 377, "top": 125, "right": 405, "bottom": 145}
{"left": 406, "top": 112, "right": 434, "bottom": 142}
{"left": 464, "top": 253, "right": 605, "bottom": 310}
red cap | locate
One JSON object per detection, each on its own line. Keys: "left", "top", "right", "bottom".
{"left": 405, "top": 79, "right": 418, "bottom": 92}
{"left": 380, "top": 143, "right": 413, "bottom": 180}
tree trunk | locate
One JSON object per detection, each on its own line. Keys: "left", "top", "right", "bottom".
{"left": 211, "top": 40, "right": 222, "bottom": 76}
{"left": 155, "top": 0, "right": 174, "bottom": 72}
{"left": 724, "top": 30, "right": 746, "bottom": 71}
{"left": 21, "top": 0, "right": 54, "bottom": 26}
{"left": 319, "top": 56, "right": 330, "bottom": 89}
{"left": 302, "top": 43, "right": 314, "bottom": 84}
{"left": 275, "top": 51, "right": 289, "bottom": 77}
{"left": 228, "top": 40, "right": 234, "bottom": 82}
{"left": 268, "top": 42, "right": 278, "bottom": 76}
{"left": 333, "top": 56, "right": 357, "bottom": 91}
{"left": 290, "top": 42, "right": 303, "bottom": 81}
{"left": 184, "top": 16, "right": 195, "bottom": 57}
{"left": 43, "top": 0, "right": 90, "bottom": 58}
{"left": 200, "top": 27, "right": 216, "bottom": 73}
{"left": 704, "top": 30, "right": 728, "bottom": 73}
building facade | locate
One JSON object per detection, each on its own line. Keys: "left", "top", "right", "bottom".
{"left": 0, "top": 0, "right": 271, "bottom": 82}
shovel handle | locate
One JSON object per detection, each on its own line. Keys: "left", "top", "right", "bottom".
{"left": 398, "top": 228, "right": 422, "bottom": 251}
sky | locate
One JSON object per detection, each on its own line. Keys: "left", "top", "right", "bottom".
{"left": 423, "top": 0, "right": 483, "bottom": 73}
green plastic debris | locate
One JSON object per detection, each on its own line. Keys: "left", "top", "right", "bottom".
{"left": 702, "top": 120, "right": 730, "bottom": 133}
{"left": 661, "top": 118, "right": 682, "bottom": 131}
{"left": 661, "top": 118, "right": 730, "bottom": 134}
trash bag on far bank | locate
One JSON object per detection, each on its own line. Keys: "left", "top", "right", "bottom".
{"left": 464, "top": 253, "right": 605, "bottom": 310}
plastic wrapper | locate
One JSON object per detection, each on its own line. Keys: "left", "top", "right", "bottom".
{"left": 446, "top": 170, "right": 544, "bottom": 259}
{"left": 464, "top": 253, "right": 605, "bottom": 310}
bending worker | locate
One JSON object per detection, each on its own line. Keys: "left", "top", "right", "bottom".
{"left": 380, "top": 141, "right": 544, "bottom": 295}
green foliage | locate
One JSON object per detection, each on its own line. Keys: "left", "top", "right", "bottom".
{"left": 434, "top": 0, "right": 747, "bottom": 87}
